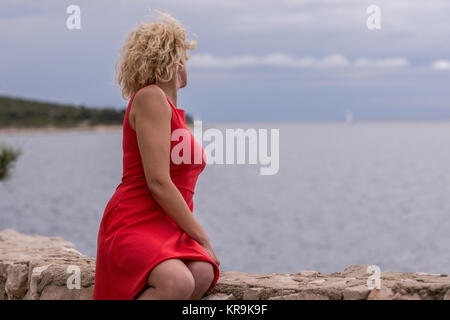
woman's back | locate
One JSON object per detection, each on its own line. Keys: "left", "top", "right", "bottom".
{"left": 93, "top": 85, "right": 217, "bottom": 300}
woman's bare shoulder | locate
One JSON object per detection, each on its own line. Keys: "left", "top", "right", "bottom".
{"left": 134, "top": 85, "right": 166, "bottom": 107}
{"left": 132, "top": 85, "right": 171, "bottom": 121}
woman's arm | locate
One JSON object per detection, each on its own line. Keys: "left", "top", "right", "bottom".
{"left": 132, "top": 86, "right": 219, "bottom": 265}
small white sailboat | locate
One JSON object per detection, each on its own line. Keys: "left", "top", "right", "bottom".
{"left": 346, "top": 111, "right": 353, "bottom": 125}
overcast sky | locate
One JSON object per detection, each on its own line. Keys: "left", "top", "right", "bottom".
{"left": 1, "top": 0, "right": 450, "bottom": 122}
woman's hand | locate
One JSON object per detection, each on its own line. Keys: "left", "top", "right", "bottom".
{"left": 198, "top": 238, "right": 221, "bottom": 267}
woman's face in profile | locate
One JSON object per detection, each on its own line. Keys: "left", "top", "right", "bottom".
{"left": 178, "top": 54, "right": 188, "bottom": 88}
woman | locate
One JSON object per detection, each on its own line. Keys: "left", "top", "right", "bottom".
{"left": 93, "top": 12, "right": 220, "bottom": 300}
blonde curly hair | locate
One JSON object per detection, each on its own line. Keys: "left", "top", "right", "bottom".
{"left": 115, "top": 11, "right": 197, "bottom": 99}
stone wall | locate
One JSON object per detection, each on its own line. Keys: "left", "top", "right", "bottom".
{"left": 1, "top": 229, "right": 449, "bottom": 300}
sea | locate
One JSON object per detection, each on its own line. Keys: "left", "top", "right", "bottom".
{"left": 1, "top": 121, "right": 449, "bottom": 275}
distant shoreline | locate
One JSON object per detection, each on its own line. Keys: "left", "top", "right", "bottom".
{"left": 0, "top": 124, "right": 123, "bottom": 135}
{"left": 0, "top": 123, "right": 195, "bottom": 135}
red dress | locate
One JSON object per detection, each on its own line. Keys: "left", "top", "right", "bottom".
{"left": 93, "top": 85, "right": 219, "bottom": 300}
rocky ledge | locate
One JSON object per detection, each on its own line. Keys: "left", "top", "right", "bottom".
{"left": 1, "top": 229, "right": 449, "bottom": 300}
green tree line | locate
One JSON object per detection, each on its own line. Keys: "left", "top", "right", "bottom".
{"left": 0, "top": 96, "right": 126, "bottom": 128}
{"left": 0, "top": 96, "right": 193, "bottom": 128}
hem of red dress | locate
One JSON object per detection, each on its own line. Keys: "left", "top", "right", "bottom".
{"left": 131, "top": 254, "right": 220, "bottom": 300}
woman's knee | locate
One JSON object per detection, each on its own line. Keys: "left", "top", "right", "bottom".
{"left": 186, "top": 261, "right": 215, "bottom": 289}
{"left": 161, "top": 271, "right": 195, "bottom": 298}
{"left": 148, "top": 259, "right": 195, "bottom": 299}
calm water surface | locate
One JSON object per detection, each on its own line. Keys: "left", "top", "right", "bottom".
{"left": 1, "top": 121, "right": 450, "bottom": 274}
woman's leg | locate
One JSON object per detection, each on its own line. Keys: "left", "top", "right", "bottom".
{"left": 136, "top": 258, "right": 195, "bottom": 300}
{"left": 183, "top": 260, "right": 215, "bottom": 300}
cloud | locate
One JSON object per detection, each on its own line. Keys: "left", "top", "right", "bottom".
{"left": 431, "top": 60, "right": 450, "bottom": 70}
{"left": 354, "top": 58, "right": 409, "bottom": 68}
{"left": 189, "top": 53, "right": 410, "bottom": 69}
